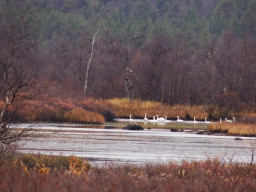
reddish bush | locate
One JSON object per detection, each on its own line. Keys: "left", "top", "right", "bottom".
{"left": 0, "top": 157, "right": 256, "bottom": 192}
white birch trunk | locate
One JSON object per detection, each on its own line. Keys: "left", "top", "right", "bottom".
{"left": 84, "top": 24, "right": 100, "bottom": 95}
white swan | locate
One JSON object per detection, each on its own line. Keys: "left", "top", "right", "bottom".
{"left": 144, "top": 113, "right": 148, "bottom": 121}
{"left": 149, "top": 115, "right": 157, "bottom": 123}
{"left": 220, "top": 118, "right": 222, "bottom": 123}
{"left": 225, "top": 118, "right": 232, "bottom": 123}
{"left": 129, "top": 114, "right": 133, "bottom": 121}
{"left": 156, "top": 115, "right": 166, "bottom": 121}
{"left": 205, "top": 117, "right": 210, "bottom": 124}
{"left": 177, "top": 116, "right": 183, "bottom": 122}
{"left": 193, "top": 117, "right": 198, "bottom": 123}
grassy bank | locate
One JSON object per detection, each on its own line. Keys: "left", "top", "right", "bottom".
{"left": 0, "top": 153, "right": 256, "bottom": 192}
{"left": 2, "top": 97, "right": 254, "bottom": 125}
{"left": 108, "top": 98, "right": 208, "bottom": 120}
{"left": 209, "top": 122, "right": 256, "bottom": 137}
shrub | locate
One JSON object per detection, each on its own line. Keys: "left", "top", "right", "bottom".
{"left": 214, "top": 92, "right": 248, "bottom": 118}
{"left": 21, "top": 105, "right": 62, "bottom": 122}
{"left": 16, "top": 154, "right": 91, "bottom": 174}
{"left": 1, "top": 157, "right": 256, "bottom": 191}
{"left": 64, "top": 108, "right": 105, "bottom": 124}
{"left": 81, "top": 98, "right": 116, "bottom": 121}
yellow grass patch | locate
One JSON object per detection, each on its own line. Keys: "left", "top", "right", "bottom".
{"left": 209, "top": 123, "right": 256, "bottom": 136}
{"left": 64, "top": 108, "right": 105, "bottom": 124}
{"left": 107, "top": 98, "right": 208, "bottom": 120}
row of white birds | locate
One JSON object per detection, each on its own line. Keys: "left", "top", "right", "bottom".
{"left": 221, "top": 117, "right": 235, "bottom": 123}
{"left": 129, "top": 113, "right": 211, "bottom": 123}
{"left": 129, "top": 113, "right": 236, "bottom": 124}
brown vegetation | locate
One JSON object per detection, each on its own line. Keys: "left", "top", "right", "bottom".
{"left": 63, "top": 108, "right": 105, "bottom": 124}
{"left": 1, "top": 97, "right": 255, "bottom": 124}
{"left": 108, "top": 98, "right": 209, "bottom": 120}
{"left": 209, "top": 123, "right": 256, "bottom": 136}
{"left": 0, "top": 153, "right": 256, "bottom": 192}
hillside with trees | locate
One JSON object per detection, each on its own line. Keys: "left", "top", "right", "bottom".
{"left": 0, "top": 0, "right": 256, "bottom": 122}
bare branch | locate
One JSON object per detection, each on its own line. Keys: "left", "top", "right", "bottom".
{"left": 126, "top": 68, "right": 139, "bottom": 80}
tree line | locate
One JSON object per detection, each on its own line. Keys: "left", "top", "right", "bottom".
{"left": 0, "top": 0, "right": 256, "bottom": 109}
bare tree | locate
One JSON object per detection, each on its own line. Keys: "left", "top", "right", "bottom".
{"left": 0, "top": 1, "right": 35, "bottom": 149}
{"left": 111, "top": 35, "right": 143, "bottom": 101}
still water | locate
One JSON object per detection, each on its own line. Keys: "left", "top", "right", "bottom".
{"left": 15, "top": 123, "right": 255, "bottom": 165}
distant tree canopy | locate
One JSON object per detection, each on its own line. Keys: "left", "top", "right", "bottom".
{"left": 0, "top": 0, "right": 256, "bottom": 107}
{"left": 0, "top": 0, "right": 253, "bottom": 42}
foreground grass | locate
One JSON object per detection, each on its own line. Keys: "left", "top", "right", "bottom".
{"left": 0, "top": 153, "right": 256, "bottom": 191}
{"left": 209, "top": 123, "right": 256, "bottom": 137}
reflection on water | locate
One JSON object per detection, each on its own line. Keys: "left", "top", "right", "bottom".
{"left": 16, "top": 123, "right": 254, "bottom": 165}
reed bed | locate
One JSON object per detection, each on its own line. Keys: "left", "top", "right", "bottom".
{"left": 63, "top": 108, "right": 105, "bottom": 124}
{"left": 107, "top": 98, "right": 208, "bottom": 120}
{"left": 0, "top": 153, "right": 256, "bottom": 192}
{"left": 209, "top": 123, "right": 256, "bottom": 136}
{"left": 1, "top": 96, "right": 254, "bottom": 124}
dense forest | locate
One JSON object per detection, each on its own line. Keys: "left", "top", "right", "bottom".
{"left": 0, "top": 0, "right": 256, "bottom": 109}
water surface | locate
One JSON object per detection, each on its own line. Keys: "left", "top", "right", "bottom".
{"left": 15, "top": 123, "right": 255, "bottom": 165}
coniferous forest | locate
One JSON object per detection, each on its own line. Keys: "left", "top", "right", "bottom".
{"left": 0, "top": 0, "right": 256, "bottom": 111}
{"left": 2, "top": 2, "right": 256, "bottom": 191}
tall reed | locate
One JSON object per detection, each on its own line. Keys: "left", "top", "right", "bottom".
{"left": 107, "top": 98, "right": 208, "bottom": 120}
{"left": 209, "top": 123, "right": 256, "bottom": 136}
{"left": 63, "top": 108, "right": 105, "bottom": 124}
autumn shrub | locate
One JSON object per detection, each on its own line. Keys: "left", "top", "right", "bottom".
{"left": 64, "top": 108, "right": 105, "bottom": 124}
{"left": 1, "top": 156, "right": 256, "bottom": 192}
{"left": 0, "top": 100, "right": 16, "bottom": 121}
{"left": 0, "top": 153, "right": 91, "bottom": 175}
{"left": 0, "top": 101, "right": 4, "bottom": 110}
{"left": 214, "top": 92, "right": 248, "bottom": 118}
{"left": 21, "top": 154, "right": 90, "bottom": 174}
{"left": 81, "top": 98, "right": 116, "bottom": 121}
{"left": 209, "top": 122, "right": 256, "bottom": 136}
{"left": 21, "top": 105, "right": 62, "bottom": 122}
{"left": 237, "top": 115, "right": 256, "bottom": 124}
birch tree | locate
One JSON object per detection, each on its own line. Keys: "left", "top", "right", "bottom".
{"left": 83, "top": 23, "right": 100, "bottom": 95}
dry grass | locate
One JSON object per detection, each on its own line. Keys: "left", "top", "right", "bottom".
{"left": 209, "top": 123, "right": 256, "bottom": 136}
{"left": 107, "top": 98, "right": 208, "bottom": 120}
{"left": 63, "top": 108, "right": 105, "bottom": 124}
{"left": 5, "top": 96, "right": 107, "bottom": 124}
{"left": 81, "top": 97, "right": 114, "bottom": 113}
{"left": 0, "top": 154, "right": 256, "bottom": 192}
{"left": 21, "top": 105, "right": 62, "bottom": 122}
{"left": 2, "top": 96, "right": 254, "bottom": 124}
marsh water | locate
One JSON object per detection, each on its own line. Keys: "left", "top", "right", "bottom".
{"left": 15, "top": 122, "right": 255, "bottom": 165}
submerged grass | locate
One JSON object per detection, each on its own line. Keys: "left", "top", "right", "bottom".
{"left": 0, "top": 153, "right": 256, "bottom": 192}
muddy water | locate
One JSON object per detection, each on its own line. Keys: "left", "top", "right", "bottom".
{"left": 16, "top": 124, "right": 255, "bottom": 165}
